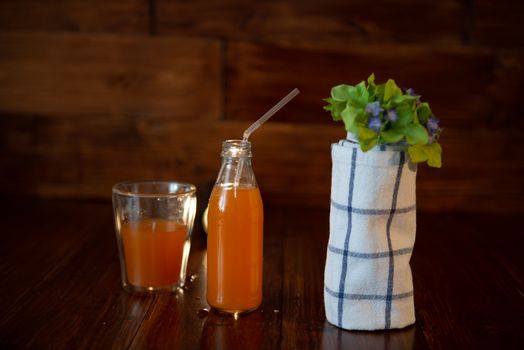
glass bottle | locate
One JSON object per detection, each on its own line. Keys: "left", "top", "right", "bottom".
{"left": 207, "top": 140, "right": 264, "bottom": 314}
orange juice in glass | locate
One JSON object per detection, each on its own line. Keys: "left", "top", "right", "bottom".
{"left": 121, "top": 219, "right": 187, "bottom": 287}
{"left": 207, "top": 140, "right": 264, "bottom": 313}
{"left": 112, "top": 181, "right": 196, "bottom": 293}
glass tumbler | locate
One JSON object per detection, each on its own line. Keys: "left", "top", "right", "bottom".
{"left": 112, "top": 181, "right": 197, "bottom": 293}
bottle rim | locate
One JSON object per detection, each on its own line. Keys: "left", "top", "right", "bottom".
{"left": 221, "top": 139, "right": 252, "bottom": 157}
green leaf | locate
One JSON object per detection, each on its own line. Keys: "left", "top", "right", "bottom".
{"left": 396, "top": 105, "right": 413, "bottom": 126}
{"left": 323, "top": 97, "right": 334, "bottom": 112}
{"left": 416, "top": 102, "right": 432, "bottom": 124}
{"left": 358, "top": 127, "right": 379, "bottom": 152}
{"left": 367, "top": 73, "right": 376, "bottom": 87}
{"left": 330, "top": 102, "right": 346, "bottom": 121}
{"left": 380, "top": 129, "right": 404, "bottom": 143}
{"left": 331, "top": 85, "right": 354, "bottom": 101}
{"left": 408, "top": 144, "right": 428, "bottom": 163}
{"left": 384, "top": 79, "right": 402, "bottom": 102}
{"left": 360, "top": 138, "right": 378, "bottom": 152}
{"left": 425, "top": 142, "right": 442, "bottom": 168}
{"left": 412, "top": 108, "right": 419, "bottom": 124}
{"left": 408, "top": 143, "right": 442, "bottom": 167}
{"left": 392, "top": 94, "right": 417, "bottom": 105}
{"left": 352, "top": 81, "right": 369, "bottom": 107}
{"left": 359, "top": 127, "right": 378, "bottom": 141}
{"left": 375, "top": 84, "right": 385, "bottom": 103}
{"left": 404, "top": 124, "right": 429, "bottom": 145}
{"left": 367, "top": 85, "right": 376, "bottom": 101}
{"left": 366, "top": 75, "right": 376, "bottom": 100}
{"left": 323, "top": 98, "right": 346, "bottom": 121}
{"left": 354, "top": 81, "right": 367, "bottom": 95}
{"left": 331, "top": 81, "right": 370, "bottom": 108}
{"left": 341, "top": 105, "right": 365, "bottom": 133}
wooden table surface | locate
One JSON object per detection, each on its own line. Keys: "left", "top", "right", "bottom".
{"left": 0, "top": 197, "right": 522, "bottom": 349}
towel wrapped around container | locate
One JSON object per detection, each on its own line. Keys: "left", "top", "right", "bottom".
{"left": 324, "top": 138, "right": 417, "bottom": 330}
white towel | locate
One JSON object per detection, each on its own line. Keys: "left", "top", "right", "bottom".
{"left": 324, "top": 138, "right": 417, "bottom": 330}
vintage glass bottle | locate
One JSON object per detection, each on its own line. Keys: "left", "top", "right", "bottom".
{"left": 207, "top": 140, "right": 264, "bottom": 313}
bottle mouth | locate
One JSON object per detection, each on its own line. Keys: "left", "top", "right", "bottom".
{"left": 221, "top": 139, "right": 252, "bottom": 157}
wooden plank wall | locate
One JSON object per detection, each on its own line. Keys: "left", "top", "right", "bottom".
{"left": 1, "top": 0, "right": 523, "bottom": 213}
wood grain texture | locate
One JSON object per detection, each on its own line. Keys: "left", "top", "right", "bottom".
{"left": 0, "top": 33, "right": 221, "bottom": 120}
{"left": 0, "top": 0, "right": 149, "bottom": 33}
{"left": 412, "top": 213, "right": 524, "bottom": 349}
{"left": 156, "top": 0, "right": 467, "bottom": 46}
{"left": 1, "top": 199, "right": 522, "bottom": 348}
{"left": 225, "top": 41, "right": 524, "bottom": 127}
{"left": 1, "top": 115, "right": 523, "bottom": 213}
{"left": 0, "top": 200, "right": 100, "bottom": 315}
{"left": 0, "top": 199, "right": 155, "bottom": 349}
{"left": 472, "top": 0, "right": 524, "bottom": 47}
{"left": 280, "top": 207, "right": 329, "bottom": 349}
{"left": 1, "top": 5, "right": 523, "bottom": 214}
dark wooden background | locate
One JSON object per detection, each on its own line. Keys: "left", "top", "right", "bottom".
{"left": 1, "top": 0, "right": 523, "bottom": 213}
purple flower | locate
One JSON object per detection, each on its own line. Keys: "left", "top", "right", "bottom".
{"left": 366, "top": 101, "right": 384, "bottom": 117}
{"left": 405, "top": 88, "right": 421, "bottom": 104}
{"left": 386, "top": 109, "right": 398, "bottom": 122}
{"left": 367, "top": 115, "right": 383, "bottom": 132}
{"left": 428, "top": 134, "right": 437, "bottom": 144}
{"left": 405, "top": 88, "right": 416, "bottom": 96}
{"left": 426, "top": 116, "right": 440, "bottom": 134}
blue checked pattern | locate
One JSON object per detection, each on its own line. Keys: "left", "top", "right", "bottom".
{"left": 324, "top": 138, "right": 417, "bottom": 330}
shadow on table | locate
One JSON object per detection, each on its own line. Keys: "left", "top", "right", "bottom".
{"left": 199, "top": 309, "right": 264, "bottom": 350}
{"left": 321, "top": 321, "right": 421, "bottom": 350}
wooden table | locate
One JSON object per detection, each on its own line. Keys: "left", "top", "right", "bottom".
{"left": 0, "top": 197, "right": 522, "bottom": 349}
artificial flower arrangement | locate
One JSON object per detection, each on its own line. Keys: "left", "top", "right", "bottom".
{"left": 323, "top": 74, "right": 442, "bottom": 167}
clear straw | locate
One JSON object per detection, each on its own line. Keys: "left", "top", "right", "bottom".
{"left": 242, "top": 88, "right": 300, "bottom": 141}
{"left": 234, "top": 88, "right": 300, "bottom": 193}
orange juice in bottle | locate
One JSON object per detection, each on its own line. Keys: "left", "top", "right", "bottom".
{"left": 207, "top": 140, "right": 263, "bottom": 313}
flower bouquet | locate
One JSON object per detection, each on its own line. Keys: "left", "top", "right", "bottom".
{"left": 322, "top": 74, "right": 442, "bottom": 330}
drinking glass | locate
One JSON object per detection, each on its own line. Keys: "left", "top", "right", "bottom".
{"left": 112, "top": 181, "right": 197, "bottom": 293}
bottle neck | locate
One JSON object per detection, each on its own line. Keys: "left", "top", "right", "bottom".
{"left": 221, "top": 156, "right": 252, "bottom": 164}
{"left": 216, "top": 140, "right": 257, "bottom": 188}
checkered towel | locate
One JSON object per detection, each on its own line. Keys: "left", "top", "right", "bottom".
{"left": 324, "top": 137, "right": 417, "bottom": 330}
